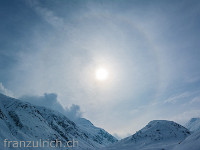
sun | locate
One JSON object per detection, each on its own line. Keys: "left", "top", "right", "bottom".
{"left": 95, "top": 68, "right": 108, "bottom": 81}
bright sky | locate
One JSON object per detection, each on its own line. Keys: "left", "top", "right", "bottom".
{"left": 0, "top": 0, "right": 200, "bottom": 138}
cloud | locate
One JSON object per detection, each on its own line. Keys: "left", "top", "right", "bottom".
{"left": 20, "top": 93, "right": 82, "bottom": 120}
{"left": 164, "top": 92, "right": 192, "bottom": 104}
{"left": 190, "top": 96, "right": 200, "bottom": 104}
{"left": 0, "top": 82, "right": 13, "bottom": 97}
{"left": 170, "top": 109, "right": 200, "bottom": 124}
{"left": 34, "top": 6, "right": 64, "bottom": 28}
{"left": 27, "top": 0, "right": 64, "bottom": 28}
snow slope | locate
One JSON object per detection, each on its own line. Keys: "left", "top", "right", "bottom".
{"left": 173, "top": 130, "right": 200, "bottom": 150}
{"left": 0, "top": 93, "right": 117, "bottom": 150}
{"left": 101, "top": 120, "right": 190, "bottom": 150}
{"left": 185, "top": 118, "right": 200, "bottom": 132}
{"left": 74, "top": 118, "right": 117, "bottom": 146}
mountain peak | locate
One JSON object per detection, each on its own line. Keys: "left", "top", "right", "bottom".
{"left": 74, "top": 118, "right": 94, "bottom": 127}
{"left": 102, "top": 120, "right": 191, "bottom": 150}
{"left": 190, "top": 118, "right": 200, "bottom": 122}
{"left": 185, "top": 117, "right": 200, "bottom": 132}
{"left": 0, "top": 93, "right": 117, "bottom": 149}
{"left": 128, "top": 120, "right": 190, "bottom": 143}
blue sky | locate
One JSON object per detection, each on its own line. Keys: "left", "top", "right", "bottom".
{"left": 0, "top": 0, "right": 200, "bottom": 138}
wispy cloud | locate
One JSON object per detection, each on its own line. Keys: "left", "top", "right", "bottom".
{"left": 27, "top": 0, "right": 64, "bottom": 28}
{"left": 190, "top": 96, "right": 200, "bottom": 104}
{"left": 171, "top": 109, "right": 200, "bottom": 124}
{"left": 164, "top": 92, "right": 192, "bottom": 104}
{"left": 35, "top": 7, "right": 64, "bottom": 28}
{"left": 0, "top": 82, "right": 13, "bottom": 97}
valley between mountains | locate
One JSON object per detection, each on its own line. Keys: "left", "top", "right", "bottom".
{"left": 0, "top": 93, "right": 199, "bottom": 150}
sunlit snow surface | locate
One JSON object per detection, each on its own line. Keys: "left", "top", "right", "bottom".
{"left": 185, "top": 118, "right": 200, "bottom": 132}
{"left": 1, "top": 93, "right": 200, "bottom": 150}
{"left": 0, "top": 93, "right": 117, "bottom": 150}
{"left": 101, "top": 120, "right": 191, "bottom": 150}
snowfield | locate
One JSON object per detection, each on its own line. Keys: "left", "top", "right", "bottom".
{"left": 173, "top": 130, "right": 200, "bottom": 150}
{"left": 1, "top": 93, "right": 200, "bottom": 150}
{"left": 0, "top": 93, "right": 117, "bottom": 150}
{"left": 185, "top": 117, "right": 200, "bottom": 132}
{"left": 101, "top": 120, "right": 191, "bottom": 150}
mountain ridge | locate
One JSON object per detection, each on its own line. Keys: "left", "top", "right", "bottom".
{"left": 185, "top": 117, "right": 200, "bottom": 132}
{"left": 101, "top": 120, "right": 191, "bottom": 150}
{"left": 1, "top": 93, "right": 200, "bottom": 150}
{"left": 0, "top": 93, "right": 117, "bottom": 150}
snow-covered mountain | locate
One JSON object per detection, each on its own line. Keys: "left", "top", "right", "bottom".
{"left": 74, "top": 118, "right": 117, "bottom": 146}
{"left": 173, "top": 130, "right": 200, "bottom": 150}
{"left": 185, "top": 117, "right": 200, "bottom": 132}
{"left": 0, "top": 93, "right": 117, "bottom": 150}
{"left": 101, "top": 120, "right": 190, "bottom": 150}
{"left": 173, "top": 118, "right": 200, "bottom": 150}
{"left": 2, "top": 93, "right": 200, "bottom": 150}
